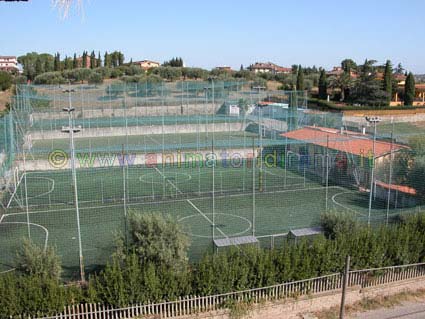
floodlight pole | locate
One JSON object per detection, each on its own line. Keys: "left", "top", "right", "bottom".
{"left": 23, "top": 144, "right": 31, "bottom": 239}
{"left": 62, "top": 87, "right": 85, "bottom": 283}
{"left": 211, "top": 79, "right": 216, "bottom": 241}
{"left": 366, "top": 116, "right": 381, "bottom": 227}
{"left": 325, "top": 136, "right": 330, "bottom": 212}
{"left": 386, "top": 122, "right": 395, "bottom": 225}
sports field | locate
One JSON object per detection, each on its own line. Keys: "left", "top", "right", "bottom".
{"left": 0, "top": 162, "right": 419, "bottom": 279}
{"left": 31, "top": 115, "right": 245, "bottom": 131}
{"left": 30, "top": 131, "right": 261, "bottom": 155}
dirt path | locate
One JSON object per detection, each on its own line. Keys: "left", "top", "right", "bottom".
{"left": 350, "top": 301, "right": 425, "bottom": 318}
{"left": 0, "top": 89, "right": 11, "bottom": 111}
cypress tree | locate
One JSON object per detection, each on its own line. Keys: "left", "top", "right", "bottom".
{"left": 383, "top": 60, "right": 393, "bottom": 105}
{"left": 35, "top": 58, "right": 43, "bottom": 75}
{"left": 73, "top": 53, "right": 78, "bottom": 69}
{"left": 44, "top": 59, "right": 50, "bottom": 73}
{"left": 111, "top": 52, "right": 117, "bottom": 67}
{"left": 90, "top": 51, "right": 96, "bottom": 69}
{"left": 104, "top": 51, "right": 110, "bottom": 68}
{"left": 118, "top": 52, "right": 124, "bottom": 66}
{"left": 53, "top": 53, "right": 60, "bottom": 71}
{"left": 97, "top": 52, "right": 102, "bottom": 68}
{"left": 296, "top": 65, "right": 304, "bottom": 91}
{"left": 318, "top": 69, "right": 327, "bottom": 100}
{"left": 404, "top": 72, "right": 416, "bottom": 106}
{"left": 82, "top": 51, "right": 87, "bottom": 68}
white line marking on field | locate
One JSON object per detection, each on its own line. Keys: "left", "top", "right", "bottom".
{"left": 3, "top": 185, "right": 345, "bottom": 220}
{"left": 0, "top": 221, "right": 50, "bottom": 275}
{"left": 331, "top": 190, "right": 367, "bottom": 217}
{"left": 154, "top": 166, "right": 230, "bottom": 239}
{"left": 6, "top": 172, "right": 25, "bottom": 208}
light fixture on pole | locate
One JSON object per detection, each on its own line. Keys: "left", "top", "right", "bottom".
{"left": 365, "top": 116, "right": 381, "bottom": 226}
{"left": 62, "top": 87, "right": 85, "bottom": 283}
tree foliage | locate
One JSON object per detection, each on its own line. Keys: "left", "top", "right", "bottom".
{"left": 87, "top": 72, "right": 103, "bottom": 85}
{"left": 34, "top": 72, "right": 66, "bottom": 85}
{"left": 163, "top": 57, "right": 184, "bottom": 67}
{"left": 404, "top": 72, "right": 416, "bottom": 106}
{"left": 349, "top": 59, "right": 388, "bottom": 106}
{"left": 127, "top": 211, "right": 190, "bottom": 271}
{"left": 3, "top": 211, "right": 425, "bottom": 317}
{"left": 15, "top": 239, "right": 62, "bottom": 281}
{"left": 383, "top": 60, "right": 393, "bottom": 105}
{"left": 296, "top": 65, "right": 304, "bottom": 91}
{"left": 318, "top": 69, "right": 327, "bottom": 100}
{"left": 0, "top": 71, "right": 13, "bottom": 91}
{"left": 341, "top": 59, "right": 357, "bottom": 73}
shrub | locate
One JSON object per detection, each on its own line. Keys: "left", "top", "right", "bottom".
{"left": 15, "top": 239, "right": 62, "bottom": 281}
{"left": 127, "top": 211, "right": 190, "bottom": 271}
{"left": 0, "top": 71, "right": 13, "bottom": 91}
{"left": 34, "top": 72, "right": 66, "bottom": 85}
{"left": 88, "top": 72, "right": 103, "bottom": 85}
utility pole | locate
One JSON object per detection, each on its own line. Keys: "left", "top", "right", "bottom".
{"left": 366, "top": 116, "right": 381, "bottom": 226}
{"left": 62, "top": 87, "right": 85, "bottom": 283}
{"left": 339, "top": 255, "right": 351, "bottom": 319}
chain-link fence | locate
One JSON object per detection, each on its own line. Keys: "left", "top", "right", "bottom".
{"left": 0, "top": 82, "right": 423, "bottom": 280}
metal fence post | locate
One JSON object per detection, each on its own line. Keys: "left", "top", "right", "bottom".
{"left": 339, "top": 255, "right": 351, "bottom": 319}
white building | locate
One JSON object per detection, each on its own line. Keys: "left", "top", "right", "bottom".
{"left": 0, "top": 56, "right": 18, "bottom": 72}
{"left": 248, "top": 62, "right": 292, "bottom": 74}
{"left": 133, "top": 60, "right": 160, "bottom": 70}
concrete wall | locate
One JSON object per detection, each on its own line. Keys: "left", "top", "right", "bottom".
{"left": 375, "top": 184, "right": 417, "bottom": 208}
{"left": 32, "top": 103, "right": 221, "bottom": 121}
{"left": 29, "top": 122, "right": 247, "bottom": 140}
{"left": 19, "top": 147, "right": 260, "bottom": 171}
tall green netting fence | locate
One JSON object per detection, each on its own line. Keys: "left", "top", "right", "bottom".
{"left": 0, "top": 82, "right": 423, "bottom": 280}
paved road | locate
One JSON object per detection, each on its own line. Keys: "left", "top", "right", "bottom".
{"left": 351, "top": 302, "right": 425, "bottom": 319}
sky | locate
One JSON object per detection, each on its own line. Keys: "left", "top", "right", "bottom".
{"left": 1, "top": 0, "right": 425, "bottom": 73}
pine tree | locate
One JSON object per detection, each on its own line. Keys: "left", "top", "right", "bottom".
{"left": 90, "top": 51, "right": 96, "bottom": 69}
{"left": 296, "top": 65, "right": 304, "bottom": 91}
{"left": 240, "top": 64, "right": 244, "bottom": 71}
{"left": 383, "top": 60, "right": 393, "bottom": 105}
{"left": 73, "top": 53, "right": 78, "bottom": 69}
{"left": 404, "top": 72, "right": 416, "bottom": 106}
{"left": 318, "top": 69, "right": 327, "bottom": 100}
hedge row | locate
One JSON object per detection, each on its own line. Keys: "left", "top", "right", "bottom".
{"left": 2, "top": 212, "right": 425, "bottom": 318}
{"left": 308, "top": 97, "right": 425, "bottom": 112}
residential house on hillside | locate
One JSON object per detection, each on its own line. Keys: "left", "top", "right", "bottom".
{"left": 215, "top": 66, "right": 233, "bottom": 72}
{"left": 133, "top": 60, "right": 160, "bottom": 70}
{"left": 326, "top": 66, "right": 358, "bottom": 78}
{"left": 0, "top": 56, "right": 19, "bottom": 73}
{"left": 249, "top": 62, "right": 292, "bottom": 74}
{"left": 76, "top": 55, "right": 92, "bottom": 69}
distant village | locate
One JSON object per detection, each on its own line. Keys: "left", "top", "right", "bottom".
{"left": 1, "top": 54, "right": 424, "bottom": 107}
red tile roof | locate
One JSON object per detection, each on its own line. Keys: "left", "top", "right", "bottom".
{"left": 281, "top": 126, "right": 407, "bottom": 158}
{"left": 249, "top": 62, "right": 291, "bottom": 73}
